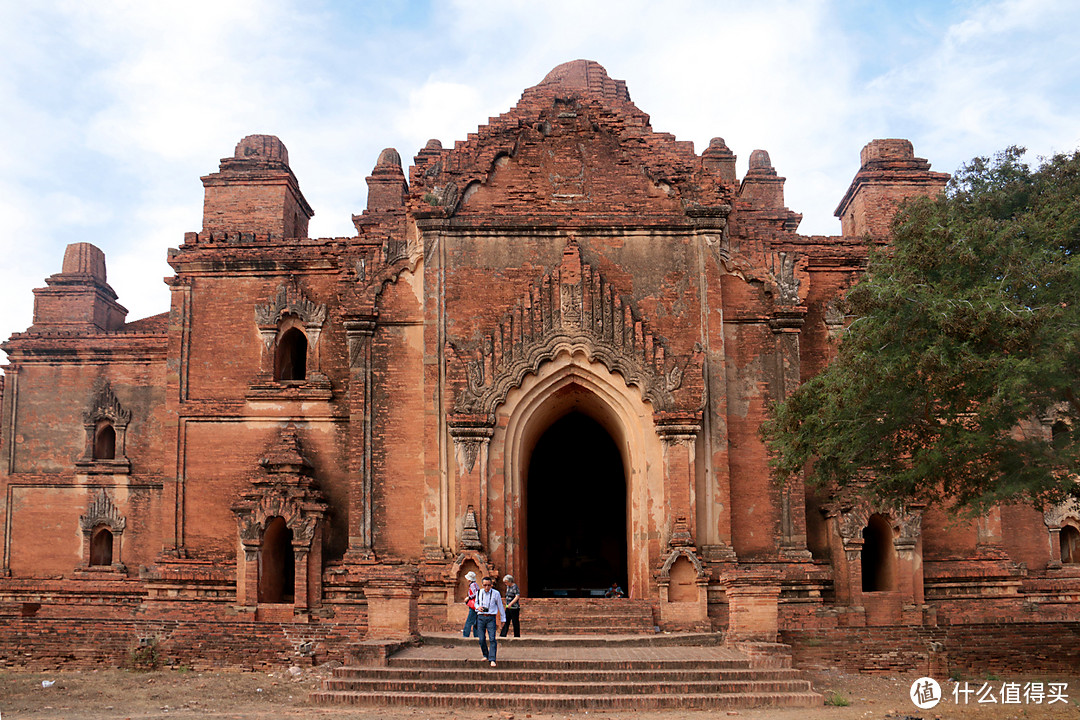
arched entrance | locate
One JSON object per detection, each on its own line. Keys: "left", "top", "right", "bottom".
{"left": 526, "top": 411, "right": 627, "bottom": 597}
{"left": 496, "top": 354, "right": 664, "bottom": 601}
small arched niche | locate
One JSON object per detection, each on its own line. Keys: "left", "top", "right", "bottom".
{"left": 93, "top": 422, "right": 116, "bottom": 460}
{"left": 1061, "top": 525, "right": 1080, "bottom": 565}
{"left": 259, "top": 516, "right": 295, "bottom": 603}
{"left": 667, "top": 555, "right": 698, "bottom": 602}
{"left": 861, "top": 513, "right": 897, "bottom": 592}
{"left": 89, "top": 527, "right": 114, "bottom": 566}
{"left": 275, "top": 326, "right": 308, "bottom": 382}
{"left": 455, "top": 559, "right": 481, "bottom": 603}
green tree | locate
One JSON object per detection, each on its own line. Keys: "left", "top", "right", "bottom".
{"left": 764, "top": 147, "right": 1080, "bottom": 512}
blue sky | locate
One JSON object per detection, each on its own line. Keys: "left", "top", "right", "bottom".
{"left": 2, "top": 0, "right": 1078, "bottom": 348}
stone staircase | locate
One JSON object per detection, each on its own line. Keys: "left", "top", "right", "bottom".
{"left": 312, "top": 634, "right": 822, "bottom": 711}
{"left": 522, "top": 597, "right": 656, "bottom": 634}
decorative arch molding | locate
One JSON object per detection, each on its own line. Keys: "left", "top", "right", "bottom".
{"left": 824, "top": 499, "right": 926, "bottom": 611}
{"left": 254, "top": 282, "right": 328, "bottom": 351}
{"left": 77, "top": 489, "right": 127, "bottom": 573}
{"left": 448, "top": 550, "right": 495, "bottom": 585}
{"left": 449, "top": 240, "right": 700, "bottom": 416}
{"left": 250, "top": 283, "right": 332, "bottom": 398}
{"left": 77, "top": 382, "right": 132, "bottom": 473}
{"left": 658, "top": 546, "right": 706, "bottom": 580}
{"left": 1044, "top": 499, "right": 1080, "bottom": 569}
{"left": 232, "top": 424, "right": 328, "bottom": 611}
{"left": 1044, "top": 499, "right": 1080, "bottom": 530}
{"left": 829, "top": 501, "right": 924, "bottom": 548}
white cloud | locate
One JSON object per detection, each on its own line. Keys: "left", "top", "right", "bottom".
{"left": 2, "top": 0, "right": 1079, "bottom": 351}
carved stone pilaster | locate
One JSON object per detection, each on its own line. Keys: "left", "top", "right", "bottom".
{"left": 344, "top": 317, "right": 377, "bottom": 561}
{"left": 448, "top": 416, "right": 494, "bottom": 476}
{"left": 823, "top": 296, "right": 847, "bottom": 341}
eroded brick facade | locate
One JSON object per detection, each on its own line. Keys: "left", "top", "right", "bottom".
{"left": 2, "top": 60, "right": 1077, "bottom": 668}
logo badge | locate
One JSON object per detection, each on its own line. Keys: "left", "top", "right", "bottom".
{"left": 910, "top": 677, "right": 942, "bottom": 709}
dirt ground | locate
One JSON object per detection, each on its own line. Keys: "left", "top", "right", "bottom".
{"left": 1, "top": 665, "right": 1078, "bottom": 720}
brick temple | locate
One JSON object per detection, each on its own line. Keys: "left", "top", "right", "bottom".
{"left": 1, "top": 60, "right": 1077, "bottom": 670}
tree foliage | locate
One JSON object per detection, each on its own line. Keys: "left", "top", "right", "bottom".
{"left": 764, "top": 147, "right": 1080, "bottom": 512}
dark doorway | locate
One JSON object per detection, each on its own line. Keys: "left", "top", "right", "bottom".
{"left": 526, "top": 412, "right": 627, "bottom": 597}
{"left": 259, "top": 517, "right": 295, "bottom": 603}
{"left": 861, "top": 514, "right": 896, "bottom": 592}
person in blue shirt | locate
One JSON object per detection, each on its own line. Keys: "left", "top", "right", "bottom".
{"left": 604, "top": 580, "right": 625, "bottom": 598}
{"left": 475, "top": 575, "right": 506, "bottom": 666}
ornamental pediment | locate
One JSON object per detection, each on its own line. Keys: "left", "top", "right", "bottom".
{"left": 448, "top": 240, "right": 701, "bottom": 416}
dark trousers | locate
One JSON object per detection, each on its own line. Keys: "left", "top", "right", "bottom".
{"left": 500, "top": 607, "right": 520, "bottom": 637}
{"left": 477, "top": 614, "right": 499, "bottom": 662}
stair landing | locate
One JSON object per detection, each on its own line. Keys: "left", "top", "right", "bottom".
{"left": 510, "top": 596, "right": 657, "bottom": 634}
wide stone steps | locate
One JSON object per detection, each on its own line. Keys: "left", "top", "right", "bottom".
{"left": 313, "top": 689, "right": 821, "bottom": 711}
{"left": 335, "top": 665, "right": 801, "bottom": 680}
{"left": 323, "top": 677, "right": 808, "bottom": 695}
{"left": 311, "top": 635, "right": 822, "bottom": 711}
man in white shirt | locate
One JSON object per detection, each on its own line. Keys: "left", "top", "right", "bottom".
{"left": 475, "top": 576, "right": 506, "bottom": 667}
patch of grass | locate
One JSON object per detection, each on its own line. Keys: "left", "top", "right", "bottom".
{"left": 802, "top": 637, "right": 824, "bottom": 647}
{"left": 984, "top": 672, "right": 1001, "bottom": 681}
{"left": 823, "top": 690, "right": 851, "bottom": 706}
{"left": 128, "top": 637, "right": 161, "bottom": 671}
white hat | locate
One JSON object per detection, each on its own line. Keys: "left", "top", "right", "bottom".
{"left": 465, "top": 571, "right": 477, "bottom": 581}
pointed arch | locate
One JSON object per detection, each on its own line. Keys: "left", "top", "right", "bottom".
{"left": 494, "top": 350, "right": 665, "bottom": 601}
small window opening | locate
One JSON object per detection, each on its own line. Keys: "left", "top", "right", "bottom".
{"left": 274, "top": 328, "right": 307, "bottom": 382}
{"left": 1052, "top": 421, "right": 1071, "bottom": 449}
{"left": 861, "top": 514, "right": 896, "bottom": 592}
{"left": 94, "top": 424, "right": 116, "bottom": 460}
{"left": 90, "top": 527, "right": 113, "bottom": 566}
{"left": 1062, "top": 526, "right": 1080, "bottom": 564}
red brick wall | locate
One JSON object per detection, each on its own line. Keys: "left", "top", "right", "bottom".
{"left": 784, "top": 622, "right": 1080, "bottom": 675}
{"left": 0, "top": 615, "right": 364, "bottom": 670}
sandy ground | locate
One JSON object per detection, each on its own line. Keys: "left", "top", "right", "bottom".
{"left": 1, "top": 665, "right": 1078, "bottom": 720}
